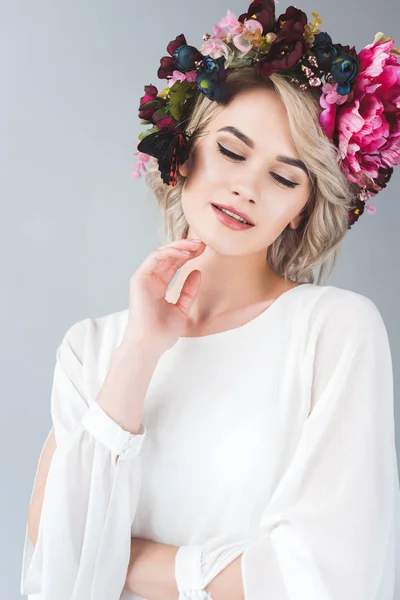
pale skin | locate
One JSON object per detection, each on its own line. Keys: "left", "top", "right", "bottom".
{"left": 168, "top": 86, "right": 313, "bottom": 335}
{"left": 27, "top": 87, "right": 313, "bottom": 598}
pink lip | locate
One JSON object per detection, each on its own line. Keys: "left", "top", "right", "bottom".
{"left": 211, "top": 203, "right": 255, "bottom": 226}
{"left": 211, "top": 204, "right": 255, "bottom": 231}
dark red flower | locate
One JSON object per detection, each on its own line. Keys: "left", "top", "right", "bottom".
{"left": 238, "top": 0, "right": 276, "bottom": 35}
{"left": 157, "top": 34, "right": 188, "bottom": 80}
{"left": 275, "top": 6, "right": 308, "bottom": 43}
{"left": 348, "top": 193, "right": 366, "bottom": 229}
{"left": 256, "top": 6, "right": 308, "bottom": 77}
{"left": 138, "top": 85, "right": 164, "bottom": 121}
{"left": 138, "top": 84, "right": 175, "bottom": 132}
{"left": 257, "top": 39, "right": 307, "bottom": 76}
{"left": 152, "top": 111, "right": 175, "bottom": 132}
{"left": 366, "top": 166, "right": 394, "bottom": 195}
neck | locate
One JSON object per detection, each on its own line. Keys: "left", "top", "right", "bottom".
{"left": 166, "top": 243, "right": 288, "bottom": 326}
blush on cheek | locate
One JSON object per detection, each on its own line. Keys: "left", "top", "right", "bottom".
{"left": 260, "top": 211, "right": 290, "bottom": 240}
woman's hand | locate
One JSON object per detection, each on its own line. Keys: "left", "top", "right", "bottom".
{"left": 121, "top": 238, "right": 206, "bottom": 356}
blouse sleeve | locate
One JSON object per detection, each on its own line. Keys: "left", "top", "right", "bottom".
{"left": 175, "top": 293, "right": 400, "bottom": 600}
{"left": 20, "top": 317, "right": 147, "bottom": 600}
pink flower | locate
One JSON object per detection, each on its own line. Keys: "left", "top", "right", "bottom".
{"left": 210, "top": 9, "right": 263, "bottom": 54}
{"left": 319, "top": 35, "right": 400, "bottom": 191}
{"left": 211, "top": 24, "right": 227, "bottom": 40}
{"left": 167, "top": 69, "right": 198, "bottom": 87}
{"left": 232, "top": 19, "right": 263, "bottom": 54}
{"left": 131, "top": 147, "right": 150, "bottom": 180}
{"left": 321, "top": 82, "right": 349, "bottom": 105}
{"left": 319, "top": 94, "right": 338, "bottom": 139}
{"left": 217, "top": 9, "right": 243, "bottom": 37}
{"left": 200, "top": 37, "right": 232, "bottom": 60}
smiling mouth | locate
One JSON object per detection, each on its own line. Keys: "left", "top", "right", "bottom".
{"left": 211, "top": 204, "right": 254, "bottom": 226}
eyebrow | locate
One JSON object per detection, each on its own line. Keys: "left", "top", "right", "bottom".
{"left": 217, "top": 125, "right": 309, "bottom": 176}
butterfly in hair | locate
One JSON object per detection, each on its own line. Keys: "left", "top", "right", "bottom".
{"left": 137, "top": 129, "right": 193, "bottom": 186}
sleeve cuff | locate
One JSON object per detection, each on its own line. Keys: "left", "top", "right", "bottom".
{"left": 81, "top": 401, "right": 147, "bottom": 460}
{"left": 178, "top": 593, "right": 214, "bottom": 600}
{"left": 175, "top": 545, "right": 214, "bottom": 599}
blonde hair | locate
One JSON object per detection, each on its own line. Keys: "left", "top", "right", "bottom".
{"left": 142, "top": 67, "right": 358, "bottom": 285}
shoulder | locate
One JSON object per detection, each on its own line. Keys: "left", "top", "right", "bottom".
{"left": 304, "top": 285, "right": 393, "bottom": 415}
{"left": 61, "top": 307, "right": 128, "bottom": 353}
{"left": 58, "top": 307, "right": 129, "bottom": 384}
{"left": 311, "top": 284, "right": 385, "bottom": 324}
{"left": 306, "top": 284, "right": 389, "bottom": 349}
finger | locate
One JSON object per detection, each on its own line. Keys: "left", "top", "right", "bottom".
{"left": 136, "top": 247, "right": 195, "bottom": 283}
{"left": 175, "top": 270, "right": 202, "bottom": 316}
{"left": 157, "top": 239, "right": 204, "bottom": 251}
{"left": 154, "top": 242, "right": 205, "bottom": 263}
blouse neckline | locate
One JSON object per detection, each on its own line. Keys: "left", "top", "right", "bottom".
{"left": 175, "top": 282, "right": 316, "bottom": 345}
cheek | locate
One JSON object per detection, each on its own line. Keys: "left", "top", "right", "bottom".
{"left": 199, "top": 150, "right": 231, "bottom": 185}
{"left": 182, "top": 149, "right": 219, "bottom": 192}
{"left": 259, "top": 189, "right": 308, "bottom": 228}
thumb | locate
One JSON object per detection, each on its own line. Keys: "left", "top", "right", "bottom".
{"left": 175, "top": 270, "right": 201, "bottom": 315}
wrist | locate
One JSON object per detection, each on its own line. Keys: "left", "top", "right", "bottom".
{"left": 114, "top": 336, "right": 163, "bottom": 364}
{"left": 95, "top": 343, "right": 159, "bottom": 435}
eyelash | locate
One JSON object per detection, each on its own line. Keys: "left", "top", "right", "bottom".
{"left": 216, "top": 143, "right": 299, "bottom": 189}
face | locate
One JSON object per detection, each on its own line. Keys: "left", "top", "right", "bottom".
{"left": 178, "top": 87, "right": 313, "bottom": 257}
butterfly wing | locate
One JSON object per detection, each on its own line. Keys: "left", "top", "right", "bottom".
{"left": 137, "top": 130, "right": 191, "bottom": 186}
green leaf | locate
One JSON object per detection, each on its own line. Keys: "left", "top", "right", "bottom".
{"left": 168, "top": 79, "right": 192, "bottom": 121}
{"left": 140, "top": 98, "right": 164, "bottom": 111}
{"left": 226, "top": 53, "right": 255, "bottom": 68}
{"left": 152, "top": 106, "right": 168, "bottom": 121}
{"left": 138, "top": 126, "right": 159, "bottom": 142}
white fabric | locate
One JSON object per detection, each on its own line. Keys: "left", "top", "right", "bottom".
{"left": 20, "top": 314, "right": 147, "bottom": 600}
{"left": 20, "top": 283, "right": 400, "bottom": 600}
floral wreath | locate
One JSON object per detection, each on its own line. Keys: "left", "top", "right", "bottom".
{"left": 131, "top": 0, "right": 400, "bottom": 229}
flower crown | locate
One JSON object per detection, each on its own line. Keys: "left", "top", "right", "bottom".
{"left": 132, "top": 0, "right": 400, "bottom": 229}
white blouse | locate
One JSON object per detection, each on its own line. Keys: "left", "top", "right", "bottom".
{"left": 20, "top": 283, "right": 400, "bottom": 600}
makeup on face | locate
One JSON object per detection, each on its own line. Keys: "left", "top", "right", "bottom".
{"left": 216, "top": 125, "right": 310, "bottom": 189}
{"left": 211, "top": 203, "right": 255, "bottom": 231}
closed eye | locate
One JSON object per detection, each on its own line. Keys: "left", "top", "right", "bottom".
{"left": 216, "top": 142, "right": 299, "bottom": 189}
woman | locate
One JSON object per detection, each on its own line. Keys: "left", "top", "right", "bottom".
{"left": 21, "top": 2, "right": 400, "bottom": 599}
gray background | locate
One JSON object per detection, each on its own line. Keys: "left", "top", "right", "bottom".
{"left": 2, "top": 1, "right": 399, "bottom": 597}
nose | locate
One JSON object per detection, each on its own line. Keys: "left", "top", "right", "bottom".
{"left": 231, "top": 190, "right": 256, "bottom": 204}
{"left": 229, "top": 169, "right": 260, "bottom": 204}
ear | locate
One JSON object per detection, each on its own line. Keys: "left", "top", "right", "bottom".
{"left": 289, "top": 213, "right": 304, "bottom": 230}
{"left": 178, "top": 159, "right": 189, "bottom": 178}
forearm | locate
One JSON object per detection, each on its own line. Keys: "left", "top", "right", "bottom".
{"left": 125, "top": 538, "right": 245, "bottom": 600}
{"left": 124, "top": 538, "right": 179, "bottom": 600}
{"left": 27, "top": 343, "right": 158, "bottom": 545}
{"left": 205, "top": 555, "right": 244, "bottom": 600}
{"left": 96, "top": 341, "right": 160, "bottom": 435}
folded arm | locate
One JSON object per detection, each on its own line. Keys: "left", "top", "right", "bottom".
{"left": 127, "top": 293, "right": 399, "bottom": 600}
